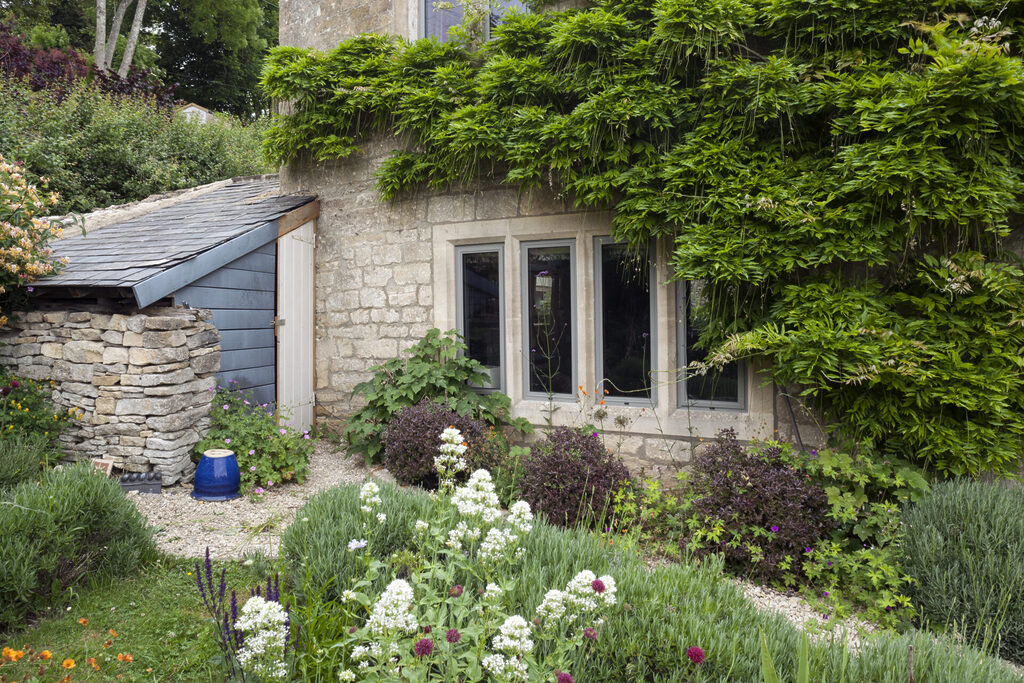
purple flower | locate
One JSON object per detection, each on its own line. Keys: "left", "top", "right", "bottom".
{"left": 249, "top": 466, "right": 256, "bottom": 472}
{"left": 26, "top": 286, "right": 33, "bottom": 292}
{"left": 556, "top": 672, "right": 574, "bottom": 683}
{"left": 449, "top": 585, "right": 463, "bottom": 598}
{"left": 279, "top": 428, "right": 286, "bottom": 435}
{"left": 255, "top": 487, "right": 264, "bottom": 494}
{"left": 823, "top": 591, "right": 829, "bottom": 597}
{"left": 591, "top": 579, "right": 606, "bottom": 594}
{"left": 583, "top": 627, "right": 597, "bottom": 641}
{"left": 10, "top": 381, "right": 18, "bottom": 389}
{"left": 303, "top": 434, "right": 310, "bottom": 439}
{"left": 827, "top": 561, "right": 832, "bottom": 567}
{"left": 770, "top": 525, "right": 779, "bottom": 533}
{"left": 687, "top": 646, "right": 705, "bottom": 664}
{"left": 805, "top": 547, "right": 812, "bottom": 553}
{"left": 222, "top": 404, "right": 229, "bottom": 410}
{"left": 811, "top": 449, "right": 818, "bottom": 456}
{"left": 349, "top": 626, "right": 358, "bottom": 634}
{"left": 422, "top": 625, "right": 432, "bottom": 634}
{"left": 267, "top": 480, "right": 273, "bottom": 487}
{"left": 224, "top": 438, "right": 231, "bottom": 444}
{"left": 413, "top": 638, "right": 434, "bottom": 657}
{"left": 446, "top": 628, "right": 461, "bottom": 643}
{"left": 249, "top": 449, "right": 255, "bottom": 455}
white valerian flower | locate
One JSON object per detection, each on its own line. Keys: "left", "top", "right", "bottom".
{"left": 376, "top": 512, "right": 387, "bottom": 524}
{"left": 359, "top": 481, "right": 382, "bottom": 513}
{"left": 347, "top": 538, "right": 368, "bottom": 552}
{"left": 234, "top": 596, "right": 289, "bottom": 680}
{"left": 508, "top": 500, "right": 533, "bottom": 534}
{"left": 451, "top": 469, "right": 501, "bottom": 523}
{"left": 351, "top": 645, "right": 372, "bottom": 661}
{"left": 492, "top": 615, "right": 534, "bottom": 655}
{"left": 535, "top": 589, "right": 568, "bottom": 625}
{"left": 338, "top": 668, "right": 356, "bottom": 681}
{"left": 435, "top": 427, "right": 469, "bottom": 486}
{"left": 483, "top": 582, "right": 503, "bottom": 602}
{"left": 341, "top": 590, "right": 357, "bottom": 603}
{"left": 478, "top": 527, "right": 519, "bottom": 563}
{"left": 414, "top": 519, "right": 429, "bottom": 533}
{"left": 366, "top": 579, "right": 417, "bottom": 636}
{"left": 482, "top": 653, "right": 529, "bottom": 682}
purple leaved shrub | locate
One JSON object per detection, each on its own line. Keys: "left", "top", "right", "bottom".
{"left": 383, "top": 399, "right": 485, "bottom": 488}
{"left": 687, "top": 429, "right": 833, "bottom": 581}
{"left": 519, "top": 427, "right": 631, "bottom": 529}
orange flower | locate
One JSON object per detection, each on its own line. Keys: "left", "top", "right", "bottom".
{"left": 2, "top": 646, "right": 12, "bottom": 657}
{"left": 117, "top": 653, "right": 125, "bottom": 661}
{"left": 62, "top": 658, "right": 75, "bottom": 669}
{"left": 108, "top": 629, "right": 118, "bottom": 638}
{"left": 87, "top": 656, "right": 99, "bottom": 671}
{"left": 124, "top": 654, "right": 133, "bottom": 663}
{"left": 40, "top": 650, "right": 52, "bottom": 660}
{"left": 599, "top": 400, "right": 605, "bottom": 405}
{"left": 103, "top": 639, "right": 113, "bottom": 648}
{"left": 9, "top": 649, "right": 25, "bottom": 662}
{"left": 78, "top": 618, "right": 88, "bottom": 625}
{"left": 603, "top": 389, "right": 609, "bottom": 395}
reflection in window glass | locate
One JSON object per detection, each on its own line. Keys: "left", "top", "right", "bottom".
{"left": 459, "top": 249, "right": 502, "bottom": 389}
{"left": 680, "top": 281, "right": 740, "bottom": 404}
{"left": 525, "top": 245, "right": 573, "bottom": 395}
{"left": 425, "top": 0, "right": 526, "bottom": 42}
{"left": 599, "top": 242, "right": 651, "bottom": 400}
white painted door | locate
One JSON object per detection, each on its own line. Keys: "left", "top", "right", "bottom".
{"left": 276, "top": 220, "right": 315, "bottom": 430}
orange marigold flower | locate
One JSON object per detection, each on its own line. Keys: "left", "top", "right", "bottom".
{"left": 78, "top": 618, "right": 88, "bottom": 625}
{"left": 109, "top": 629, "right": 117, "bottom": 638}
{"left": 62, "top": 658, "right": 75, "bottom": 669}
{"left": 124, "top": 654, "right": 133, "bottom": 663}
{"left": 87, "top": 656, "right": 99, "bottom": 671}
{"left": 2, "top": 645, "right": 13, "bottom": 657}
{"left": 40, "top": 650, "right": 52, "bottom": 660}
{"left": 10, "top": 649, "right": 25, "bottom": 661}
{"left": 116, "top": 653, "right": 124, "bottom": 661}
{"left": 103, "top": 639, "right": 113, "bottom": 648}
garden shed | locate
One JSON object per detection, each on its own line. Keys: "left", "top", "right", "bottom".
{"left": 0, "top": 177, "right": 318, "bottom": 483}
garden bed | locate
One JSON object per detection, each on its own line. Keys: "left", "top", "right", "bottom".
{"left": 130, "top": 440, "right": 391, "bottom": 559}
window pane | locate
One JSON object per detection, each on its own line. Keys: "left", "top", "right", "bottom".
{"left": 600, "top": 243, "right": 651, "bottom": 399}
{"left": 424, "top": 0, "right": 463, "bottom": 41}
{"left": 461, "top": 250, "right": 502, "bottom": 387}
{"left": 526, "top": 245, "right": 573, "bottom": 395}
{"left": 683, "top": 280, "right": 740, "bottom": 403}
{"left": 489, "top": 0, "right": 527, "bottom": 31}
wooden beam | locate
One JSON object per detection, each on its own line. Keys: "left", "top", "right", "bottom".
{"left": 278, "top": 199, "right": 319, "bottom": 237}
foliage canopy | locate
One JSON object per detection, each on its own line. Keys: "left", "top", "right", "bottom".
{"left": 262, "top": 1, "right": 1024, "bottom": 477}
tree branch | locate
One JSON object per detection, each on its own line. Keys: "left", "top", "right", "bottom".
{"left": 117, "top": 0, "right": 147, "bottom": 78}
{"left": 94, "top": 0, "right": 107, "bottom": 71}
{"left": 103, "top": 0, "right": 134, "bottom": 71}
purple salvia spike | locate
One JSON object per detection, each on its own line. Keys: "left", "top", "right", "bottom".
{"left": 230, "top": 589, "right": 238, "bottom": 627}
{"left": 195, "top": 561, "right": 205, "bottom": 600}
{"left": 219, "top": 567, "right": 227, "bottom": 602}
{"left": 205, "top": 547, "right": 214, "bottom": 599}
{"left": 273, "top": 574, "right": 280, "bottom": 602}
{"left": 266, "top": 575, "right": 272, "bottom": 601}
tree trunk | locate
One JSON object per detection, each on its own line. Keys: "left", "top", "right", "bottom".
{"left": 103, "top": 0, "right": 134, "bottom": 71}
{"left": 94, "top": 0, "right": 107, "bottom": 71}
{"left": 117, "top": 0, "right": 147, "bottom": 78}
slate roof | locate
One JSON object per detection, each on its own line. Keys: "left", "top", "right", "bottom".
{"left": 40, "top": 178, "right": 314, "bottom": 291}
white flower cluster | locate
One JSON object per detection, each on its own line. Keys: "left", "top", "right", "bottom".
{"left": 341, "top": 589, "right": 357, "bottom": 602}
{"left": 508, "top": 501, "right": 533, "bottom": 534}
{"left": 414, "top": 519, "right": 429, "bottom": 534}
{"left": 234, "top": 596, "right": 289, "bottom": 681}
{"left": 338, "top": 668, "right": 356, "bottom": 681}
{"left": 435, "top": 427, "right": 469, "bottom": 486}
{"left": 478, "top": 527, "right": 521, "bottom": 563}
{"left": 483, "top": 582, "right": 503, "bottom": 602}
{"left": 451, "top": 469, "right": 501, "bottom": 523}
{"left": 482, "top": 653, "right": 529, "bottom": 682}
{"left": 446, "top": 520, "right": 482, "bottom": 550}
{"left": 535, "top": 570, "right": 617, "bottom": 628}
{"left": 366, "top": 579, "right": 418, "bottom": 636}
{"left": 359, "top": 481, "right": 382, "bottom": 513}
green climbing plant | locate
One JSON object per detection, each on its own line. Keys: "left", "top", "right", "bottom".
{"left": 261, "top": 2, "right": 1024, "bottom": 477}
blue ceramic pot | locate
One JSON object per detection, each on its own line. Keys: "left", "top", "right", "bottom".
{"left": 191, "top": 448, "right": 240, "bottom": 501}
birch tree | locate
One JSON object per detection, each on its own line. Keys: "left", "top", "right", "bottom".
{"left": 93, "top": 0, "right": 149, "bottom": 75}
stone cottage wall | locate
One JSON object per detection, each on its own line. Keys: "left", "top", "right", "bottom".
{"left": 0, "top": 305, "right": 221, "bottom": 484}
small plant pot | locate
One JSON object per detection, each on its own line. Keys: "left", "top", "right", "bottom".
{"left": 191, "top": 449, "right": 240, "bottom": 501}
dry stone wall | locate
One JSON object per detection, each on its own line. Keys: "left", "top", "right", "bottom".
{"left": 0, "top": 305, "right": 221, "bottom": 484}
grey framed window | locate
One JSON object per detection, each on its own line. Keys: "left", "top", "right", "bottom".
{"left": 595, "top": 237, "right": 655, "bottom": 405}
{"left": 456, "top": 245, "right": 504, "bottom": 391}
{"left": 676, "top": 281, "right": 745, "bottom": 409}
{"left": 522, "top": 240, "right": 576, "bottom": 398}
{"left": 424, "top": 0, "right": 528, "bottom": 42}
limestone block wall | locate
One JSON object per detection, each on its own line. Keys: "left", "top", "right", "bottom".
{"left": 0, "top": 306, "right": 221, "bottom": 484}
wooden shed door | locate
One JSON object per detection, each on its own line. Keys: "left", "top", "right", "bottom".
{"left": 276, "top": 220, "right": 315, "bottom": 430}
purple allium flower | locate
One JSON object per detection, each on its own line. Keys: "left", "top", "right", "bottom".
{"left": 449, "top": 585, "right": 463, "bottom": 598}
{"left": 687, "top": 646, "right": 705, "bottom": 664}
{"left": 349, "top": 626, "right": 358, "bottom": 634}
{"left": 591, "top": 579, "right": 606, "bottom": 594}
{"left": 10, "top": 381, "right": 19, "bottom": 389}
{"left": 414, "top": 638, "right": 434, "bottom": 657}
{"left": 556, "top": 672, "right": 574, "bottom": 683}
{"left": 770, "top": 525, "right": 779, "bottom": 533}
{"left": 583, "top": 627, "right": 597, "bottom": 641}
{"left": 446, "top": 628, "right": 461, "bottom": 643}
{"left": 422, "top": 625, "right": 432, "bottom": 634}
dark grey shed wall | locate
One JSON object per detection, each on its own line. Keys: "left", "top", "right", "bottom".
{"left": 172, "top": 241, "right": 277, "bottom": 405}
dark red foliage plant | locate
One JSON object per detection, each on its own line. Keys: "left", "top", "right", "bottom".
{"left": 383, "top": 398, "right": 485, "bottom": 488}
{"left": 686, "top": 429, "right": 834, "bottom": 581}
{"left": 519, "top": 426, "right": 631, "bottom": 529}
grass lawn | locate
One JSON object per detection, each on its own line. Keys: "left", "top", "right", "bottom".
{"left": 0, "top": 557, "right": 239, "bottom": 682}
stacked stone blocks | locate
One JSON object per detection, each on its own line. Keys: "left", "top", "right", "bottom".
{"left": 0, "top": 306, "right": 221, "bottom": 484}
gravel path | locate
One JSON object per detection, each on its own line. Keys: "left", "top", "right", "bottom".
{"left": 130, "top": 440, "right": 390, "bottom": 559}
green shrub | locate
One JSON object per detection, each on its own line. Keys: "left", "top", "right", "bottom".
{"left": 0, "top": 372, "right": 78, "bottom": 444}
{"left": 342, "top": 328, "right": 530, "bottom": 463}
{"left": 0, "top": 78, "right": 271, "bottom": 214}
{"left": 195, "top": 385, "right": 313, "bottom": 496}
{"left": 0, "top": 464, "right": 157, "bottom": 629}
{"left": 468, "top": 428, "right": 527, "bottom": 508}
{"left": 902, "top": 479, "right": 1024, "bottom": 664}
{"left": 0, "top": 433, "right": 55, "bottom": 490}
